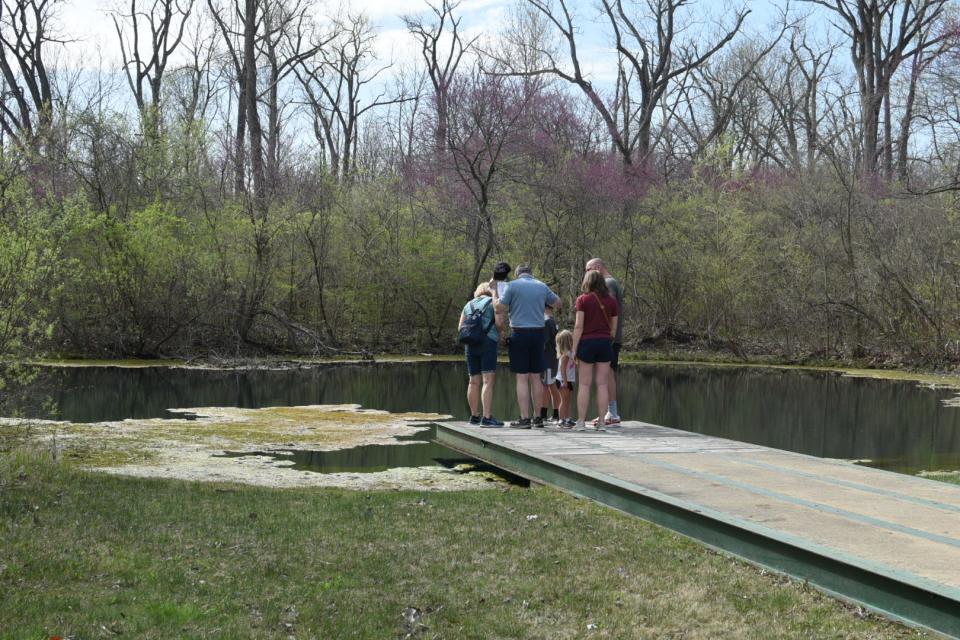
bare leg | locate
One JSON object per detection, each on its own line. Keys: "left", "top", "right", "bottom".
{"left": 595, "top": 362, "right": 611, "bottom": 425}
{"left": 577, "top": 363, "right": 594, "bottom": 423}
{"left": 558, "top": 386, "right": 571, "bottom": 419}
{"left": 481, "top": 372, "right": 495, "bottom": 418}
{"left": 548, "top": 383, "right": 562, "bottom": 411}
{"left": 529, "top": 375, "right": 541, "bottom": 418}
{"left": 608, "top": 367, "right": 617, "bottom": 404}
{"left": 467, "top": 374, "right": 481, "bottom": 417}
{"left": 516, "top": 373, "right": 532, "bottom": 419}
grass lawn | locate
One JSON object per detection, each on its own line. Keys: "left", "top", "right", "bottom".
{"left": 1, "top": 450, "right": 930, "bottom": 639}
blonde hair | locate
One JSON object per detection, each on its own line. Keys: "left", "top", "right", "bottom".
{"left": 473, "top": 282, "right": 492, "bottom": 298}
{"left": 556, "top": 329, "right": 573, "bottom": 359}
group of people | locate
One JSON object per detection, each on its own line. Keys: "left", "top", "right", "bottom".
{"left": 457, "top": 259, "right": 623, "bottom": 430}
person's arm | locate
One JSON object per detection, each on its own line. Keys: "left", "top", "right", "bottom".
{"left": 546, "top": 287, "right": 561, "bottom": 310}
{"left": 572, "top": 310, "right": 584, "bottom": 361}
{"left": 458, "top": 312, "right": 467, "bottom": 330}
{"left": 558, "top": 354, "right": 569, "bottom": 382}
{"left": 495, "top": 287, "right": 511, "bottom": 315}
{"left": 490, "top": 280, "right": 507, "bottom": 331}
{"left": 482, "top": 299, "right": 502, "bottom": 336}
{"left": 609, "top": 296, "right": 619, "bottom": 337}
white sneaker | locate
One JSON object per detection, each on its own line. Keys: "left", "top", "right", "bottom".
{"left": 592, "top": 413, "right": 621, "bottom": 426}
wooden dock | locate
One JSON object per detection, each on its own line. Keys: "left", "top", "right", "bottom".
{"left": 434, "top": 420, "right": 960, "bottom": 637}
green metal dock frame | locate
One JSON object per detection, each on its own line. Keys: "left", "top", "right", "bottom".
{"left": 435, "top": 422, "right": 960, "bottom": 638}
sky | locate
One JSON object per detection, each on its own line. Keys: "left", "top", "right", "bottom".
{"left": 56, "top": 0, "right": 796, "bottom": 84}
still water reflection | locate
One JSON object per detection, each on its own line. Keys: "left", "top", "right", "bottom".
{"left": 216, "top": 426, "right": 528, "bottom": 484}
{"left": 4, "top": 362, "right": 960, "bottom": 474}
{"left": 217, "top": 437, "right": 459, "bottom": 473}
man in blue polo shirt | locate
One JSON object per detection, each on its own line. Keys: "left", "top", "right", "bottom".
{"left": 495, "top": 264, "right": 561, "bottom": 428}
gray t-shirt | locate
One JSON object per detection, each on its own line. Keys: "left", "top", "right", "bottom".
{"left": 499, "top": 274, "right": 560, "bottom": 328}
{"left": 606, "top": 276, "right": 624, "bottom": 345}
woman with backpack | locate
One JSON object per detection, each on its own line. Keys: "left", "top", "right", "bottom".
{"left": 458, "top": 282, "right": 504, "bottom": 427}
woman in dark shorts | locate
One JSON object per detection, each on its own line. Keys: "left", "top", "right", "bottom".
{"left": 458, "top": 282, "right": 504, "bottom": 427}
{"left": 571, "top": 270, "right": 618, "bottom": 430}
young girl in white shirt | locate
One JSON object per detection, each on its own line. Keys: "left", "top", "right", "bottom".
{"left": 555, "top": 330, "right": 576, "bottom": 428}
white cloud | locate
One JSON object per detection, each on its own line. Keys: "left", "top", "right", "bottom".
{"left": 52, "top": 0, "right": 119, "bottom": 68}
{"left": 49, "top": 0, "right": 523, "bottom": 78}
{"left": 340, "top": 0, "right": 442, "bottom": 21}
{"left": 372, "top": 27, "right": 421, "bottom": 66}
{"left": 343, "top": 0, "right": 511, "bottom": 22}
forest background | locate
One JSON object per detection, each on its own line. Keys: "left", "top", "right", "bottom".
{"left": 1, "top": 0, "right": 960, "bottom": 366}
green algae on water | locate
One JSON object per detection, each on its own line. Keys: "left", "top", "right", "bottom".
{"left": 0, "top": 404, "right": 490, "bottom": 491}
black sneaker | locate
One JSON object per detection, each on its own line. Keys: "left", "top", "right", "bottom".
{"left": 532, "top": 416, "right": 544, "bottom": 428}
{"left": 480, "top": 416, "right": 504, "bottom": 428}
{"left": 510, "top": 417, "right": 532, "bottom": 429}
{"left": 469, "top": 415, "right": 481, "bottom": 425}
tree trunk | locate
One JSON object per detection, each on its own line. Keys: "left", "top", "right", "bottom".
{"left": 882, "top": 90, "right": 893, "bottom": 179}
{"left": 861, "top": 94, "right": 882, "bottom": 175}
{"left": 234, "top": 74, "right": 247, "bottom": 195}
{"left": 897, "top": 51, "right": 923, "bottom": 181}
{"left": 243, "top": 0, "right": 266, "bottom": 204}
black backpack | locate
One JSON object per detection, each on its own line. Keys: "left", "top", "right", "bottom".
{"left": 458, "top": 298, "right": 495, "bottom": 346}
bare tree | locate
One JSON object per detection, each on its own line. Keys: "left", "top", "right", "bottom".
{"left": 240, "top": 0, "right": 265, "bottom": 207}
{"left": 600, "top": 0, "right": 749, "bottom": 167}
{"left": 259, "top": 0, "right": 321, "bottom": 192}
{"left": 403, "top": 0, "right": 476, "bottom": 153}
{"left": 892, "top": 14, "right": 959, "bottom": 180}
{"left": 909, "top": 26, "right": 960, "bottom": 192}
{"left": 489, "top": 0, "right": 748, "bottom": 170}
{"left": 208, "top": 0, "right": 318, "bottom": 192}
{"left": 207, "top": 0, "right": 249, "bottom": 195}
{"left": 445, "top": 67, "right": 532, "bottom": 291}
{"left": 0, "top": 0, "right": 62, "bottom": 150}
{"left": 166, "top": 7, "right": 222, "bottom": 130}
{"left": 296, "top": 12, "right": 407, "bottom": 181}
{"left": 111, "top": 0, "right": 194, "bottom": 141}
{"left": 803, "top": 0, "right": 951, "bottom": 175}
{"left": 485, "top": 0, "right": 630, "bottom": 165}
{"left": 384, "top": 62, "right": 428, "bottom": 170}
{"left": 745, "top": 29, "right": 840, "bottom": 171}
{"left": 791, "top": 31, "right": 840, "bottom": 170}
{"left": 679, "top": 32, "right": 785, "bottom": 165}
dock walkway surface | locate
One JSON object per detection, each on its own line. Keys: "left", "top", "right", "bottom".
{"left": 434, "top": 420, "right": 960, "bottom": 637}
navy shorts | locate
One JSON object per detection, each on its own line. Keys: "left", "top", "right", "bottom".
{"left": 576, "top": 338, "right": 613, "bottom": 364}
{"left": 508, "top": 328, "right": 546, "bottom": 374}
{"left": 465, "top": 338, "right": 498, "bottom": 376}
{"left": 611, "top": 343, "right": 621, "bottom": 371}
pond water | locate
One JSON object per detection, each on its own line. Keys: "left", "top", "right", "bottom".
{"left": 213, "top": 425, "right": 529, "bottom": 485}
{"left": 3, "top": 362, "right": 960, "bottom": 475}
{"left": 216, "top": 437, "right": 457, "bottom": 473}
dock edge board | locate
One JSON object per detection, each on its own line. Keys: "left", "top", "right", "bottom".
{"left": 434, "top": 422, "right": 960, "bottom": 639}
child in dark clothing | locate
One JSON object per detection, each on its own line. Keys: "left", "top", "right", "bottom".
{"left": 537, "top": 304, "right": 562, "bottom": 425}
